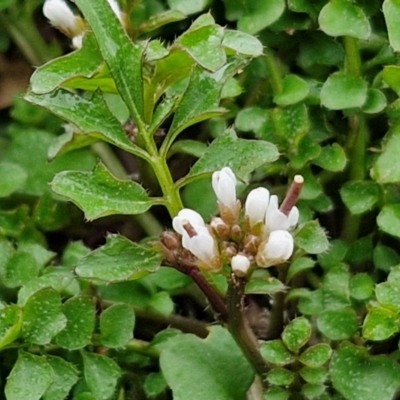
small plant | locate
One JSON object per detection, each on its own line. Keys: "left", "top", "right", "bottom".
{"left": 2, "top": 0, "right": 400, "bottom": 399}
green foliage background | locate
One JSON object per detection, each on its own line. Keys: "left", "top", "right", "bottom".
{"left": 1, "top": 0, "right": 400, "bottom": 399}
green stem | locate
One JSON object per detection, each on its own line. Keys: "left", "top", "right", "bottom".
{"left": 0, "top": 12, "right": 56, "bottom": 65}
{"left": 148, "top": 155, "right": 183, "bottom": 217}
{"left": 341, "top": 36, "right": 368, "bottom": 242}
{"left": 344, "top": 36, "right": 362, "bottom": 76}
{"left": 267, "top": 265, "right": 288, "bottom": 339}
{"left": 264, "top": 47, "right": 283, "bottom": 96}
{"left": 227, "top": 274, "right": 270, "bottom": 382}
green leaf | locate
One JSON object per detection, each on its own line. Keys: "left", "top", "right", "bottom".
{"left": 166, "top": 67, "right": 226, "bottom": 148}
{"left": 282, "top": 317, "right": 311, "bottom": 353}
{"left": 235, "top": 107, "right": 270, "bottom": 135}
{"left": 362, "top": 307, "right": 398, "bottom": 341}
{"left": 340, "top": 181, "right": 380, "bottom": 215}
{"left": 330, "top": 342, "right": 400, "bottom": 400}
{"left": 143, "top": 372, "right": 168, "bottom": 398}
{"left": 267, "top": 368, "right": 295, "bottom": 386}
{"left": 185, "top": 129, "right": 279, "bottom": 184}
{"left": 295, "top": 221, "right": 330, "bottom": 254}
{"left": 5, "top": 351, "right": 53, "bottom": 400}
{"left": 76, "top": 234, "right": 162, "bottom": 282}
{"left": 176, "top": 22, "right": 225, "bottom": 71}
{"left": 383, "top": 0, "right": 400, "bottom": 52}
{"left": 222, "top": 30, "right": 263, "bottom": 57}
{"left": 373, "top": 245, "right": 400, "bottom": 272}
{"left": 160, "top": 326, "right": 254, "bottom": 400}
{"left": 0, "top": 305, "right": 22, "bottom": 350}
{"left": 100, "top": 304, "right": 135, "bottom": 348}
{"left": 264, "top": 386, "right": 290, "bottom": 400}
{"left": 25, "top": 90, "right": 144, "bottom": 157}
{"left": 362, "top": 89, "right": 387, "bottom": 114}
{"left": 168, "top": 140, "right": 207, "bottom": 158}
{"left": 301, "top": 383, "right": 326, "bottom": 399}
{"left": 22, "top": 288, "right": 66, "bottom": 345}
{"left": 299, "top": 344, "right": 332, "bottom": 368}
{"left": 299, "top": 367, "right": 328, "bottom": 385}
{"left": 349, "top": 273, "right": 375, "bottom": 301}
{"left": 313, "top": 143, "right": 347, "bottom": 172}
{"left": 51, "top": 163, "right": 153, "bottom": 220}
{"left": 372, "top": 125, "right": 400, "bottom": 183}
{"left": 55, "top": 296, "right": 95, "bottom": 350}
{"left": 0, "top": 162, "right": 27, "bottom": 197}
{"left": 320, "top": 72, "right": 368, "bottom": 110}
{"left": 82, "top": 351, "right": 121, "bottom": 400}
{"left": 272, "top": 104, "right": 310, "bottom": 140}
{"left": 75, "top": 0, "right": 145, "bottom": 123}
{"left": 376, "top": 281, "right": 400, "bottom": 310}
{"left": 382, "top": 66, "right": 400, "bottom": 95}
{"left": 2, "top": 251, "right": 39, "bottom": 288}
{"left": 3, "top": 126, "right": 96, "bottom": 197}
{"left": 149, "top": 291, "right": 175, "bottom": 315}
{"left": 260, "top": 340, "right": 295, "bottom": 366}
{"left": 317, "top": 307, "right": 358, "bottom": 340}
{"left": 377, "top": 204, "right": 400, "bottom": 238}
{"left": 287, "top": 257, "right": 315, "bottom": 281}
{"left": 318, "top": 0, "right": 371, "bottom": 39}
{"left": 43, "top": 356, "right": 79, "bottom": 400}
{"left": 237, "top": 0, "right": 286, "bottom": 34}
{"left": 29, "top": 33, "right": 103, "bottom": 94}
{"left": 167, "top": 0, "right": 210, "bottom": 15}
{"left": 273, "top": 74, "right": 310, "bottom": 106}
{"left": 139, "top": 10, "right": 186, "bottom": 34}
{"left": 245, "top": 277, "right": 286, "bottom": 295}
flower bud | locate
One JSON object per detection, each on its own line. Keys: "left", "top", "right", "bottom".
{"left": 212, "top": 167, "right": 241, "bottom": 224}
{"left": 43, "top": 0, "right": 85, "bottom": 37}
{"left": 231, "top": 254, "right": 251, "bottom": 277}
{"left": 256, "top": 230, "right": 294, "bottom": 268}
{"left": 245, "top": 187, "right": 270, "bottom": 228}
{"left": 210, "top": 217, "right": 230, "bottom": 240}
{"left": 160, "top": 231, "right": 181, "bottom": 250}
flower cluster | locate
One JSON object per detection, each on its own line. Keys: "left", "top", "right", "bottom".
{"left": 170, "top": 167, "right": 303, "bottom": 277}
{"left": 42, "top": 0, "right": 125, "bottom": 49}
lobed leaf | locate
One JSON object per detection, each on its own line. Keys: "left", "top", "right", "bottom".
{"left": 51, "top": 163, "right": 154, "bottom": 220}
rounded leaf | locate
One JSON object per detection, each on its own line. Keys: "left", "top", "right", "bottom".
{"left": 349, "top": 273, "right": 375, "bottom": 301}
{"left": 340, "top": 181, "right": 380, "bottom": 215}
{"left": 299, "top": 344, "right": 332, "bottom": 368}
{"left": 317, "top": 307, "right": 358, "bottom": 340}
{"left": 362, "top": 307, "right": 398, "bottom": 341}
{"left": 267, "top": 368, "right": 294, "bottom": 386}
{"left": 377, "top": 205, "right": 400, "bottom": 239}
{"left": 260, "top": 340, "right": 295, "bottom": 366}
{"left": 320, "top": 72, "right": 368, "bottom": 110}
{"left": 295, "top": 221, "right": 329, "bottom": 254}
{"left": 273, "top": 74, "right": 309, "bottom": 106}
{"left": 330, "top": 342, "right": 400, "bottom": 400}
{"left": 319, "top": 0, "right": 371, "bottom": 39}
{"left": 282, "top": 317, "right": 311, "bottom": 353}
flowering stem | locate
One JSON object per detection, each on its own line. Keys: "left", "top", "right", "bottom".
{"left": 227, "top": 274, "right": 270, "bottom": 381}
{"left": 280, "top": 175, "right": 304, "bottom": 216}
{"left": 187, "top": 268, "right": 229, "bottom": 321}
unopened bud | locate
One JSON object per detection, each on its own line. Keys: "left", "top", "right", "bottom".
{"left": 230, "top": 224, "right": 243, "bottom": 243}
{"left": 231, "top": 254, "right": 251, "bottom": 277}
{"left": 220, "top": 241, "right": 238, "bottom": 264}
{"left": 256, "top": 230, "right": 294, "bottom": 268}
{"left": 210, "top": 217, "right": 230, "bottom": 239}
{"left": 243, "top": 234, "right": 260, "bottom": 255}
{"left": 160, "top": 231, "right": 180, "bottom": 250}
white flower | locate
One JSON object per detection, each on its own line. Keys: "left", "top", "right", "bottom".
{"left": 172, "top": 209, "right": 218, "bottom": 267}
{"left": 266, "top": 195, "right": 299, "bottom": 232}
{"left": 256, "top": 230, "right": 294, "bottom": 267}
{"left": 245, "top": 187, "right": 270, "bottom": 227}
{"left": 212, "top": 167, "right": 237, "bottom": 210}
{"left": 231, "top": 254, "right": 251, "bottom": 276}
{"left": 43, "top": 0, "right": 83, "bottom": 37}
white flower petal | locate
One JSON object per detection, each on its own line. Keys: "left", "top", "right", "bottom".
{"left": 245, "top": 187, "right": 270, "bottom": 226}
{"left": 261, "top": 230, "right": 294, "bottom": 263}
{"left": 188, "top": 232, "right": 216, "bottom": 262}
{"left": 212, "top": 167, "right": 237, "bottom": 209}
{"left": 43, "top": 0, "right": 79, "bottom": 31}
{"left": 172, "top": 208, "right": 205, "bottom": 235}
{"left": 231, "top": 254, "right": 251, "bottom": 275}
